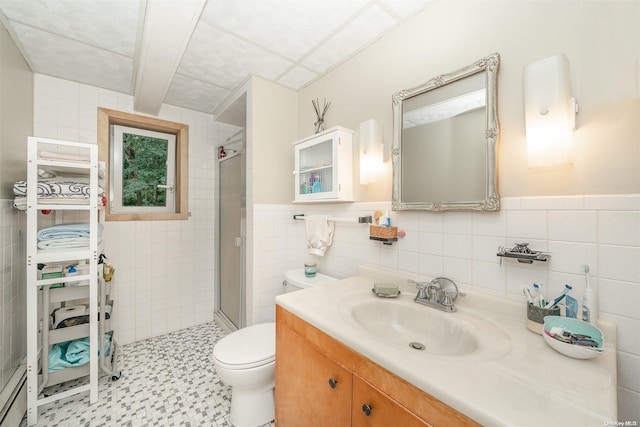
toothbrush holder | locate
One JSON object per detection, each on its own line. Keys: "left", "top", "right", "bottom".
{"left": 526, "top": 303, "right": 561, "bottom": 335}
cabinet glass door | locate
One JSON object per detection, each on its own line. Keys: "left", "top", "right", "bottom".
{"left": 295, "top": 136, "right": 336, "bottom": 200}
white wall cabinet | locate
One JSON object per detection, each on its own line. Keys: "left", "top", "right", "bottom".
{"left": 293, "top": 126, "right": 353, "bottom": 203}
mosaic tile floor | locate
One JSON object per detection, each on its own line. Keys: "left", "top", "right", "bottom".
{"left": 21, "top": 322, "right": 273, "bottom": 427}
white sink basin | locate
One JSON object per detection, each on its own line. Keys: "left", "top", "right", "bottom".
{"left": 338, "top": 292, "right": 512, "bottom": 360}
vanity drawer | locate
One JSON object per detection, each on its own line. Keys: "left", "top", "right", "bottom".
{"left": 352, "top": 374, "right": 431, "bottom": 427}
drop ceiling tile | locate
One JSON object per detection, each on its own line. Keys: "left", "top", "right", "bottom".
{"left": 11, "top": 22, "right": 132, "bottom": 94}
{"left": 177, "top": 22, "right": 294, "bottom": 90}
{"left": 302, "top": 4, "right": 396, "bottom": 74}
{"left": 0, "top": 0, "right": 139, "bottom": 56}
{"left": 164, "top": 74, "right": 231, "bottom": 113}
{"left": 200, "top": 0, "right": 369, "bottom": 61}
{"left": 277, "top": 66, "right": 319, "bottom": 90}
{"left": 379, "top": 0, "right": 435, "bottom": 20}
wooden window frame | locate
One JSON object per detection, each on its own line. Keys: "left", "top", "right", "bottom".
{"left": 98, "top": 107, "right": 189, "bottom": 221}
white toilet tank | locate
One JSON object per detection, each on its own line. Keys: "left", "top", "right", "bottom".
{"left": 283, "top": 269, "right": 337, "bottom": 292}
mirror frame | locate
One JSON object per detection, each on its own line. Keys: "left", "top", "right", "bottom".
{"left": 392, "top": 52, "right": 500, "bottom": 211}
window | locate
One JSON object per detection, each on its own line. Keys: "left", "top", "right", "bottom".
{"left": 111, "top": 125, "right": 176, "bottom": 214}
{"left": 98, "top": 108, "right": 188, "bottom": 221}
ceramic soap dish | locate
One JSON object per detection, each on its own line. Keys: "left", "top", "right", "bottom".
{"left": 372, "top": 283, "right": 400, "bottom": 298}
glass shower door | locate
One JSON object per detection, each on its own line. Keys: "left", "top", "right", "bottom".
{"left": 218, "top": 153, "right": 243, "bottom": 329}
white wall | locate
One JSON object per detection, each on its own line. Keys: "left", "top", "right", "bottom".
{"left": 31, "top": 74, "right": 233, "bottom": 345}
{"left": 0, "top": 20, "right": 31, "bottom": 394}
{"left": 297, "top": 0, "right": 639, "bottom": 201}
{"left": 0, "top": 20, "right": 33, "bottom": 199}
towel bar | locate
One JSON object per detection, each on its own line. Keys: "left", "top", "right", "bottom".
{"left": 293, "top": 214, "right": 372, "bottom": 224}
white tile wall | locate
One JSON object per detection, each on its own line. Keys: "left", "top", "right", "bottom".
{"left": 0, "top": 200, "right": 26, "bottom": 391}
{"left": 33, "top": 74, "right": 221, "bottom": 345}
{"left": 252, "top": 195, "right": 640, "bottom": 421}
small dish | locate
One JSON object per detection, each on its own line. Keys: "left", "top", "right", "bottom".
{"left": 371, "top": 283, "right": 400, "bottom": 298}
{"left": 542, "top": 316, "right": 604, "bottom": 359}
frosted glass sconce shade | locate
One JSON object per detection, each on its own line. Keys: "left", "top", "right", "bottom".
{"left": 523, "top": 54, "right": 577, "bottom": 168}
{"left": 359, "top": 119, "right": 383, "bottom": 185}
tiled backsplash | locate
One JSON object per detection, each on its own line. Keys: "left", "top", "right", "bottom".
{"left": 252, "top": 195, "right": 639, "bottom": 421}
{"left": 0, "top": 199, "right": 26, "bottom": 392}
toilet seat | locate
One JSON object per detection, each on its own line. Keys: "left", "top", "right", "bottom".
{"left": 213, "top": 322, "right": 275, "bottom": 370}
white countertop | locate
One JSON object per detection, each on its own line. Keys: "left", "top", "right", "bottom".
{"left": 275, "top": 275, "right": 618, "bottom": 427}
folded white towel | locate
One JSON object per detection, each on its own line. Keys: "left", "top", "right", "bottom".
{"left": 39, "top": 150, "right": 89, "bottom": 163}
{"left": 305, "top": 214, "right": 334, "bottom": 256}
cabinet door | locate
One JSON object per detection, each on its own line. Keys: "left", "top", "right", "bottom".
{"left": 276, "top": 323, "right": 352, "bottom": 427}
{"left": 352, "top": 375, "right": 431, "bottom": 427}
{"left": 294, "top": 132, "right": 338, "bottom": 201}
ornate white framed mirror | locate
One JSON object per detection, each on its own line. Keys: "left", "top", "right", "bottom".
{"left": 392, "top": 53, "right": 500, "bottom": 211}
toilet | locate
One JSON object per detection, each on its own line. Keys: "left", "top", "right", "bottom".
{"left": 282, "top": 268, "right": 338, "bottom": 292}
{"left": 212, "top": 269, "right": 337, "bottom": 427}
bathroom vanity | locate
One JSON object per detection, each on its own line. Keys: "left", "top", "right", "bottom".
{"left": 276, "top": 306, "right": 477, "bottom": 426}
{"left": 274, "top": 274, "right": 618, "bottom": 426}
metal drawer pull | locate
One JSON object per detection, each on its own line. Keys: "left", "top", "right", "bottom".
{"left": 362, "top": 404, "right": 372, "bottom": 416}
{"left": 328, "top": 378, "right": 337, "bottom": 389}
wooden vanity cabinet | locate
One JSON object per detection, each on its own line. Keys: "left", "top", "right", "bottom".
{"left": 275, "top": 319, "right": 352, "bottom": 426}
{"left": 275, "top": 306, "right": 479, "bottom": 427}
{"left": 352, "top": 375, "right": 429, "bottom": 427}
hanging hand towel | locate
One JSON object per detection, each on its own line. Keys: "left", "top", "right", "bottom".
{"left": 305, "top": 214, "right": 334, "bottom": 256}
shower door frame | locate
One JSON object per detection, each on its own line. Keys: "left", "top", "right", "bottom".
{"left": 215, "top": 145, "right": 246, "bottom": 331}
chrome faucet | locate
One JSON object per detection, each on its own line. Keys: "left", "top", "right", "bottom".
{"left": 409, "top": 277, "right": 465, "bottom": 312}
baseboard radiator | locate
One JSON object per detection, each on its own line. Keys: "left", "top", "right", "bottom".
{"left": 0, "top": 363, "right": 27, "bottom": 427}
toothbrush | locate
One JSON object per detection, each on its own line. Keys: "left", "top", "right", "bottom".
{"left": 531, "top": 283, "right": 540, "bottom": 307}
{"left": 534, "top": 283, "right": 547, "bottom": 308}
{"left": 521, "top": 286, "right": 534, "bottom": 304}
{"left": 545, "top": 284, "right": 572, "bottom": 310}
{"left": 581, "top": 264, "right": 598, "bottom": 325}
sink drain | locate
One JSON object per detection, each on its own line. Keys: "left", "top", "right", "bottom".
{"left": 409, "top": 342, "right": 425, "bottom": 351}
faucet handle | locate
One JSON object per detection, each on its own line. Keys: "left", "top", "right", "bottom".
{"left": 442, "top": 289, "right": 466, "bottom": 307}
{"left": 442, "top": 292, "right": 455, "bottom": 308}
{"left": 408, "top": 279, "right": 428, "bottom": 299}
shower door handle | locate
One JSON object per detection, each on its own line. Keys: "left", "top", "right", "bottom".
{"left": 234, "top": 237, "right": 242, "bottom": 247}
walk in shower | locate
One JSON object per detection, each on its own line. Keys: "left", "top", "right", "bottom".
{"left": 214, "top": 92, "right": 247, "bottom": 331}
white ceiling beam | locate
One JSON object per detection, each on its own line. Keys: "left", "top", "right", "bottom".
{"left": 133, "top": 0, "right": 206, "bottom": 115}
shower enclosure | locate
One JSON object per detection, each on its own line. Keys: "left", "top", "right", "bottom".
{"left": 217, "top": 132, "right": 245, "bottom": 329}
{"left": 214, "top": 90, "right": 247, "bottom": 331}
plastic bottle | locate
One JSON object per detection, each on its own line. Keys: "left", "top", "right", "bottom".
{"left": 380, "top": 210, "right": 391, "bottom": 227}
{"left": 65, "top": 265, "right": 79, "bottom": 287}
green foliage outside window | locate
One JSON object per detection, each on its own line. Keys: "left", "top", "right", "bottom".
{"left": 122, "top": 133, "right": 168, "bottom": 207}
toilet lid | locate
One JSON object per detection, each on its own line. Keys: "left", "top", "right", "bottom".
{"left": 213, "top": 322, "right": 275, "bottom": 369}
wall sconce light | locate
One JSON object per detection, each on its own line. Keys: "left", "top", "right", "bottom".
{"left": 523, "top": 53, "right": 578, "bottom": 169}
{"left": 359, "top": 119, "right": 384, "bottom": 185}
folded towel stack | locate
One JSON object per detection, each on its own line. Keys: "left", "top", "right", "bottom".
{"left": 37, "top": 223, "right": 103, "bottom": 251}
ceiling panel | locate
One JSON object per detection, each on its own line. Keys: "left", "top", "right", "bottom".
{"left": 0, "top": 0, "right": 139, "bottom": 56}
{"left": 0, "top": 0, "right": 433, "bottom": 114}
{"left": 379, "top": 0, "right": 435, "bottom": 19}
{"left": 302, "top": 4, "right": 396, "bottom": 74}
{"left": 178, "top": 21, "right": 294, "bottom": 90}
{"left": 200, "top": 0, "right": 369, "bottom": 61}
{"left": 10, "top": 22, "right": 132, "bottom": 94}
{"left": 277, "top": 66, "right": 319, "bottom": 90}
{"left": 165, "top": 74, "right": 231, "bottom": 113}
